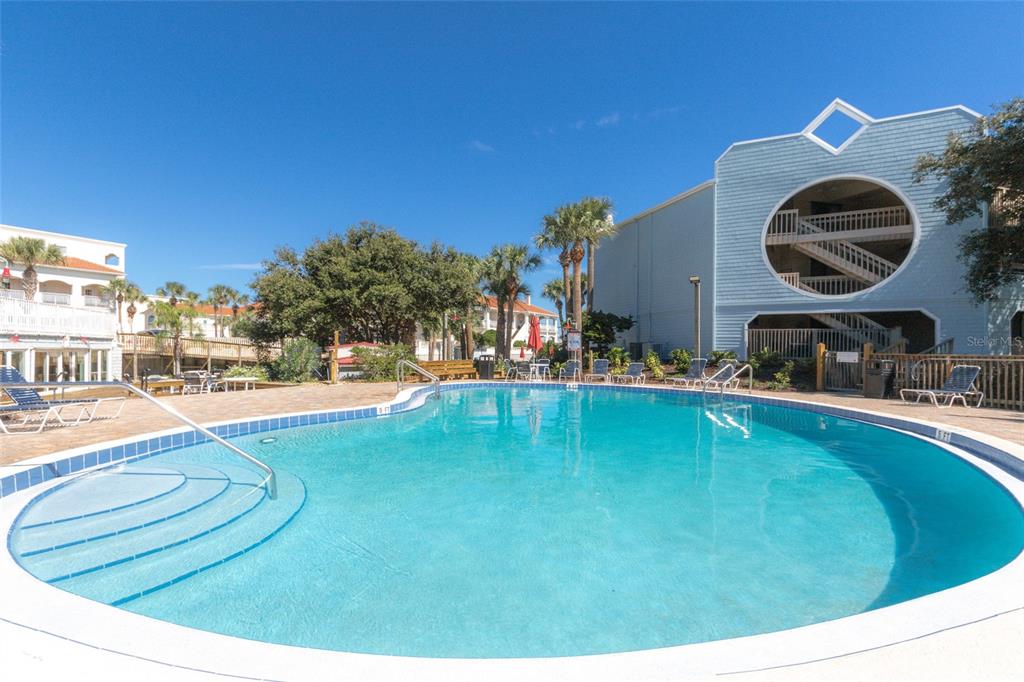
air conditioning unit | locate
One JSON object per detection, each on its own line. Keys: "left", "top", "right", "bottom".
{"left": 629, "top": 342, "right": 662, "bottom": 361}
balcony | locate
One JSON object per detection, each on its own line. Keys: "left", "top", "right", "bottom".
{"left": 40, "top": 292, "right": 71, "bottom": 306}
{"left": 0, "top": 297, "right": 117, "bottom": 338}
{"left": 0, "top": 289, "right": 26, "bottom": 300}
{"left": 83, "top": 295, "right": 114, "bottom": 309}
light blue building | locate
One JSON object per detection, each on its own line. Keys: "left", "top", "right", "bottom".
{"left": 595, "top": 99, "right": 1023, "bottom": 359}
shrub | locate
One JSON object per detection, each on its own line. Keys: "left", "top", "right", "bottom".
{"left": 767, "top": 360, "right": 795, "bottom": 391}
{"left": 607, "top": 346, "right": 630, "bottom": 369}
{"left": 350, "top": 343, "right": 416, "bottom": 381}
{"left": 474, "top": 329, "right": 497, "bottom": 349}
{"left": 272, "top": 338, "right": 322, "bottom": 382}
{"left": 708, "top": 350, "right": 737, "bottom": 367}
{"left": 747, "top": 347, "right": 782, "bottom": 372}
{"left": 668, "top": 348, "right": 692, "bottom": 373}
{"left": 225, "top": 364, "right": 269, "bottom": 381}
{"left": 645, "top": 350, "right": 665, "bottom": 380}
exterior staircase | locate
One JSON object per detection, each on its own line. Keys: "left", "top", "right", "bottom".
{"left": 791, "top": 220, "right": 899, "bottom": 285}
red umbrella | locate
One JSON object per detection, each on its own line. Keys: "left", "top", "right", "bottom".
{"left": 527, "top": 315, "right": 543, "bottom": 356}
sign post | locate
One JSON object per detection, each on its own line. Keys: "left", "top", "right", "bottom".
{"left": 567, "top": 329, "right": 582, "bottom": 365}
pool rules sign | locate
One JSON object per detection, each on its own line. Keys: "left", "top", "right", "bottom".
{"left": 566, "top": 330, "right": 581, "bottom": 352}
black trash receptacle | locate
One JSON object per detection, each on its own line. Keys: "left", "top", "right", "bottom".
{"left": 863, "top": 360, "right": 895, "bottom": 399}
{"left": 477, "top": 355, "right": 496, "bottom": 380}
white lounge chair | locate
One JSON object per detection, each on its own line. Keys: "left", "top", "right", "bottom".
{"left": 668, "top": 358, "right": 707, "bottom": 388}
{"left": 900, "top": 365, "right": 984, "bottom": 408}
{"left": 612, "top": 362, "right": 646, "bottom": 385}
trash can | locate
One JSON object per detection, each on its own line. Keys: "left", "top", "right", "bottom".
{"left": 863, "top": 360, "right": 895, "bottom": 399}
{"left": 477, "top": 355, "right": 496, "bottom": 380}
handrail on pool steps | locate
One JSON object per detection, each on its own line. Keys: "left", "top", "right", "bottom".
{"left": 0, "top": 380, "right": 277, "bottom": 500}
{"left": 395, "top": 360, "right": 440, "bottom": 398}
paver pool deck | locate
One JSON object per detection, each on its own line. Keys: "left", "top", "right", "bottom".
{"left": 2, "top": 380, "right": 1022, "bottom": 681}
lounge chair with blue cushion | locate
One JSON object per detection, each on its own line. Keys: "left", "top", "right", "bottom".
{"left": 668, "top": 358, "right": 707, "bottom": 388}
{"left": 900, "top": 365, "right": 984, "bottom": 408}
{"left": 583, "top": 359, "right": 610, "bottom": 383}
{"left": 0, "top": 366, "right": 126, "bottom": 433}
{"left": 612, "top": 362, "right": 646, "bottom": 385}
{"left": 558, "top": 360, "right": 581, "bottom": 382}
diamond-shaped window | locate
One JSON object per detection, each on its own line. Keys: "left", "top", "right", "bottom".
{"left": 803, "top": 101, "right": 872, "bottom": 154}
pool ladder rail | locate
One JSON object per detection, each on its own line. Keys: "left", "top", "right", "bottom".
{"left": 700, "top": 363, "right": 755, "bottom": 395}
{"left": 395, "top": 359, "right": 441, "bottom": 399}
{"left": 0, "top": 380, "right": 277, "bottom": 500}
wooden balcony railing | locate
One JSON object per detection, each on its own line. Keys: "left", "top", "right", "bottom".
{"left": 117, "top": 333, "right": 281, "bottom": 364}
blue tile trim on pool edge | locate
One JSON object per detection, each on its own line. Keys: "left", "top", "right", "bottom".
{"left": 2, "top": 382, "right": 1022, "bottom": 504}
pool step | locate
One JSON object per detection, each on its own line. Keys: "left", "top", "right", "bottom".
{"left": 13, "top": 463, "right": 235, "bottom": 556}
{"left": 52, "top": 469, "right": 305, "bottom": 605}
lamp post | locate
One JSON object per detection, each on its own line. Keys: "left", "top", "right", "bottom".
{"left": 689, "top": 276, "right": 701, "bottom": 358}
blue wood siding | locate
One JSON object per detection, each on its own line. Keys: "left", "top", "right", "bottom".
{"left": 713, "top": 108, "right": 1000, "bottom": 355}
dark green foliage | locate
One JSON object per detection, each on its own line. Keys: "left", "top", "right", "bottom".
{"left": 747, "top": 347, "right": 782, "bottom": 372}
{"left": 766, "top": 361, "right": 795, "bottom": 391}
{"left": 273, "top": 338, "right": 321, "bottom": 382}
{"left": 582, "top": 310, "right": 634, "bottom": 356}
{"left": 668, "top": 348, "right": 692, "bottom": 373}
{"left": 914, "top": 98, "right": 1024, "bottom": 301}
{"left": 350, "top": 344, "right": 416, "bottom": 381}
{"left": 708, "top": 350, "right": 737, "bottom": 367}
{"left": 644, "top": 350, "right": 664, "bottom": 380}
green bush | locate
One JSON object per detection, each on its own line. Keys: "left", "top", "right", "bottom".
{"left": 645, "top": 350, "right": 665, "bottom": 380}
{"left": 474, "top": 329, "right": 497, "bottom": 349}
{"left": 668, "top": 348, "right": 692, "bottom": 373}
{"left": 767, "top": 360, "right": 795, "bottom": 391}
{"left": 747, "top": 347, "right": 783, "bottom": 372}
{"left": 224, "top": 364, "right": 269, "bottom": 381}
{"left": 350, "top": 343, "right": 415, "bottom": 381}
{"left": 272, "top": 338, "right": 322, "bottom": 382}
{"left": 708, "top": 349, "right": 737, "bottom": 367}
{"left": 607, "top": 346, "right": 630, "bottom": 369}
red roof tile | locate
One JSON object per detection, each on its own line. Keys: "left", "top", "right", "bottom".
{"left": 480, "top": 295, "right": 556, "bottom": 317}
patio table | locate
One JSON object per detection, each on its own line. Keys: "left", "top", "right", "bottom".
{"left": 221, "top": 377, "right": 258, "bottom": 391}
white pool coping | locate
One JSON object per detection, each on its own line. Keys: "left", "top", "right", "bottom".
{"left": 2, "top": 382, "right": 1023, "bottom": 681}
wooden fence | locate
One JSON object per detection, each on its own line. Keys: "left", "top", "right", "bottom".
{"left": 118, "top": 334, "right": 281, "bottom": 365}
{"left": 871, "top": 352, "right": 1024, "bottom": 411}
{"left": 748, "top": 328, "right": 898, "bottom": 359}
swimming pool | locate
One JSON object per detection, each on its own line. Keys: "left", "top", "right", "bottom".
{"left": 7, "top": 384, "right": 1023, "bottom": 661}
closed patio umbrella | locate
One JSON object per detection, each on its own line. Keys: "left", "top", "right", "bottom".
{"left": 527, "top": 315, "right": 543, "bottom": 357}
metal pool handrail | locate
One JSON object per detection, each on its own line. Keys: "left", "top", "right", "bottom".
{"left": 727, "top": 363, "right": 755, "bottom": 395}
{"left": 0, "top": 380, "right": 277, "bottom": 500}
{"left": 395, "top": 360, "right": 440, "bottom": 398}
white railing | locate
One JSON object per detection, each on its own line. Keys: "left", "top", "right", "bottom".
{"left": 748, "top": 328, "right": 898, "bottom": 359}
{"left": 40, "top": 292, "right": 71, "bottom": 306}
{"left": 803, "top": 206, "right": 909, "bottom": 232}
{"left": 798, "top": 275, "right": 865, "bottom": 296}
{"left": 0, "top": 297, "right": 117, "bottom": 337}
{"left": 83, "top": 295, "right": 113, "bottom": 308}
{"left": 779, "top": 272, "right": 801, "bottom": 287}
{"left": 768, "top": 209, "right": 801, "bottom": 236}
{"left": 0, "top": 289, "right": 26, "bottom": 300}
{"left": 795, "top": 220, "right": 897, "bottom": 282}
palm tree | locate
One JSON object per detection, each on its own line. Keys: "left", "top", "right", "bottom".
{"left": 104, "top": 278, "right": 132, "bottom": 332}
{"left": 480, "top": 252, "right": 507, "bottom": 359}
{"left": 535, "top": 212, "right": 573, "bottom": 327}
{"left": 485, "top": 244, "right": 541, "bottom": 358}
{"left": 542, "top": 278, "right": 565, "bottom": 327}
{"left": 0, "top": 236, "right": 65, "bottom": 300}
{"left": 156, "top": 281, "right": 188, "bottom": 307}
{"left": 182, "top": 290, "right": 202, "bottom": 337}
{"left": 207, "top": 284, "right": 235, "bottom": 337}
{"left": 124, "top": 283, "right": 148, "bottom": 331}
{"left": 228, "top": 291, "right": 250, "bottom": 337}
{"left": 582, "top": 197, "right": 615, "bottom": 312}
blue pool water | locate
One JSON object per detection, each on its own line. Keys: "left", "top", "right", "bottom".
{"left": 9, "top": 387, "right": 1024, "bottom": 657}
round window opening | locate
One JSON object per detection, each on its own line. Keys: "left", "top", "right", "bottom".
{"left": 765, "top": 178, "right": 916, "bottom": 296}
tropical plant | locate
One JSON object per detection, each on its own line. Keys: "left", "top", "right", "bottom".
{"left": 474, "top": 328, "right": 497, "bottom": 349}
{"left": 155, "top": 281, "right": 188, "bottom": 307}
{"left": 668, "top": 348, "right": 693, "bottom": 373}
{"left": 350, "top": 343, "right": 416, "bottom": 381}
{"left": 914, "top": 98, "right": 1023, "bottom": 302}
{"left": 644, "top": 350, "right": 665, "bottom": 380}
{"left": 582, "top": 196, "right": 615, "bottom": 313}
{"left": 708, "top": 350, "right": 738, "bottom": 367}
{"left": 152, "top": 300, "right": 198, "bottom": 375}
{"left": 542, "top": 278, "right": 566, "bottom": 327}
{"left": 480, "top": 244, "right": 540, "bottom": 359}
{"left": 581, "top": 309, "right": 634, "bottom": 356}
{"left": 535, "top": 212, "right": 573, "bottom": 328}
{"left": 607, "top": 346, "right": 630, "bottom": 369}
{"left": 224, "top": 364, "right": 270, "bottom": 381}
{"left": 767, "top": 361, "right": 795, "bottom": 391}
{"left": 273, "top": 338, "right": 321, "bottom": 382}
{"left": 104, "top": 278, "right": 132, "bottom": 332}
{"left": 123, "top": 283, "right": 148, "bottom": 332}
{"left": 747, "top": 347, "right": 783, "bottom": 372}
{"left": 207, "top": 284, "right": 236, "bottom": 338}
{"left": 0, "top": 236, "right": 64, "bottom": 300}
{"left": 229, "top": 291, "right": 250, "bottom": 334}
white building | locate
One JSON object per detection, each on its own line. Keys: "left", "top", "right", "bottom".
{"left": 126, "top": 296, "right": 253, "bottom": 339}
{"left": 0, "top": 224, "right": 124, "bottom": 382}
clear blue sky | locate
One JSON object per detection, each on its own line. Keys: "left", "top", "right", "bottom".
{"left": 2, "top": 2, "right": 1022, "bottom": 311}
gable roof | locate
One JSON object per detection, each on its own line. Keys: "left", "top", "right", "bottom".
{"left": 479, "top": 295, "right": 557, "bottom": 317}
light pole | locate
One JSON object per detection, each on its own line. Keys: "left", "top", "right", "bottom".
{"left": 689, "top": 276, "right": 701, "bottom": 358}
